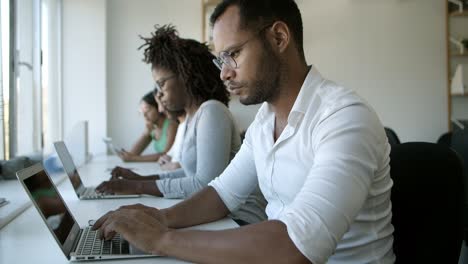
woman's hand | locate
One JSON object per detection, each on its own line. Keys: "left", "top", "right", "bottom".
{"left": 118, "top": 150, "right": 139, "bottom": 162}
{"left": 158, "top": 154, "right": 172, "bottom": 165}
{"left": 110, "top": 166, "right": 143, "bottom": 180}
{"left": 96, "top": 179, "right": 141, "bottom": 195}
{"left": 161, "top": 162, "right": 181, "bottom": 171}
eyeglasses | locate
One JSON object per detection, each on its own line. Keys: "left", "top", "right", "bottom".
{"left": 153, "top": 75, "right": 176, "bottom": 94}
{"left": 212, "top": 23, "right": 274, "bottom": 71}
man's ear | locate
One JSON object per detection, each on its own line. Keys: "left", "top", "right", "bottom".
{"left": 269, "top": 21, "right": 290, "bottom": 53}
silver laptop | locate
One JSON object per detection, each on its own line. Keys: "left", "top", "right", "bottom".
{"left": 53, "top": 141, "right": 140, "bottom": 199}
{"left": 16, "top": 163, "right": 153, "bottom": 261}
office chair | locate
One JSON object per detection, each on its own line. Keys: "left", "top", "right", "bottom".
{"left": 451, "top": 129, "right": 468, "bottom": 242}
{"left": 437, "top": 130, "right": 468, "bottom": 241}
{"left": 390, "top": 142, "right": 464, "bottom": 263}
{"left": 437, "top": 131, "right": 453, "bottom": 146}
{"left": 384, "top": 127, "right": 401, "bottom": 147}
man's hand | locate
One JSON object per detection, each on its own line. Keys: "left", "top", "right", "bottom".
{"left": 96, "top": 179, "right": 140, "bottom": 194}
{"left": 92, "top": 208, "right": 169, "bottom": 255}
{"left": 118, "top": 203, "right": 168, "bottom": 226}
{"left": 110, "top": 166, "right": 143, "bottom": 180}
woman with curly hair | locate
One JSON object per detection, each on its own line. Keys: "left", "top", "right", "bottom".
{"left": 98, "top": 25, "right": 267, "bottom": 225}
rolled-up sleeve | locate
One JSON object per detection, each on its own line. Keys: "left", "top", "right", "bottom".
{"left": 209, "top": 127, "right": 258, "bottom": 212}
{"left": 156, "top": 103, "right": 237, "bottom": 199}
{"left": 158, "top": 168, "right": 185, "bottom": 180}
{"left": 277, "top": 105, "right": 384, "bottom": 263}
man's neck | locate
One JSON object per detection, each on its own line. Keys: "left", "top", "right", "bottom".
{"left": 269, "top": 63, "right": 309, "bottom": 123}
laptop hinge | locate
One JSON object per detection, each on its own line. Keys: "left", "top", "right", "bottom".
{"left": 71, "top": 228, "right": 84, "bottom": 254}
{"left": 76, "top": 185, "right": 86, "bottom": 198}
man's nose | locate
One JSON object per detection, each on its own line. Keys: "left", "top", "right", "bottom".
{"left": 220, "top": 64, "right": 235, "bottom": 82}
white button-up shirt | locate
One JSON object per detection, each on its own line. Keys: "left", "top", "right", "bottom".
{"left": 210, "top": 66, "right": 395, "bottom": 263}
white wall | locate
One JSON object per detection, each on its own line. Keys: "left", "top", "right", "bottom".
{"left": 42, "top": 0, "right": 62, "bottom": 155}
{"left": 106, "top": 0, "right": 202, "bottom": 149}
{"left": 62, "top": 0, "right": 107, "bottom": 154}
{"left": 299, "top": 0, "right": 447, "bottom": 142}
{"left": 105, "top": 0, "right": 447, "bottom": 146}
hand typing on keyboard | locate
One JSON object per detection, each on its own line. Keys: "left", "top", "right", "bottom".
{"left": 92, "top": 204, "right": 169, "bottom": 255}
{"left": 95, "top": 179, "right": 142, "bottom": 195}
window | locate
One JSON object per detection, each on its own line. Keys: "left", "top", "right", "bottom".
{"left": 0, "top": 0, "right": 10, "bottom": 160}
{"left": 13, "top": 0, "right": 42, "bottom": 157}
{"left": 0, "top": 0, "right": 61, "bottom": 162}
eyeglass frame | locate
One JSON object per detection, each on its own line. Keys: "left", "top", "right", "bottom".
{"left": 153, "top": 75, "right": 177, "bottom": 94}
{"left": 212, "top": 23, "right": 274, "bottom": 71}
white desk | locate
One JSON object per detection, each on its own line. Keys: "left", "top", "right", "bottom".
{"left": 0, "top": 155, "right": 238, "bottom": 263}
{"left": 0, "top": 180, "right": 32, "bottom": 228}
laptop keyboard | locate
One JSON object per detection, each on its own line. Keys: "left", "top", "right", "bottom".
{"left": 76, "top": 227, "right": 129, "bottom": 256}
{"left": 82, "top": 188, "right": 104, "bottom": 199}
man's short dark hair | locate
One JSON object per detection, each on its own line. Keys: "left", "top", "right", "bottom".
{"left": 210, "top": 0, "right": 304, "bottom": 58}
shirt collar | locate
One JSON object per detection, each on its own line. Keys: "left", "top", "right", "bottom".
{"left": 256, "top": 65, "right": 324, "bottom": 127}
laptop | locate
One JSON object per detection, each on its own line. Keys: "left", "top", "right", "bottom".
{"left": 53, "top": 141, "right": 140, "bottom": 199}
{"left": 16, "top": 163, "right": 153, "bottom": 261}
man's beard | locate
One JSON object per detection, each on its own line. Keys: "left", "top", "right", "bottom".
{"left": 240, "top": 41, "right": 282, "bottom": 105}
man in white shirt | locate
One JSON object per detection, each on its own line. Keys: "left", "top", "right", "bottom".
{"left": 93, "top": 0, "right": 395, "bottom": 263}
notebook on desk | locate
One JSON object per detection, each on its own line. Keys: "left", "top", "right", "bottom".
{"left": 16, "top": 163, "right": 154, "bottom": 261}
{"left": 53, "top": 141, "right": 140, "bottom": 200}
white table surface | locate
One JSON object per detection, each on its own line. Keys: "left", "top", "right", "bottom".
{"left": 0, "top": 155, "right": 238, "bottom": 263}
{"left": 0, "top": 179, "right": 34, "bottom": 229}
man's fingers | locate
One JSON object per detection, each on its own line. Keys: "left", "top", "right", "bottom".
{"left": 119, "top": 203, "right": 145, "bottom": 210}
{"left": 101, "top": 210, "right": 133, "bottom": 240}
{"left": 92, "top": 210, "right": 114, "bottom": 231}
{"left": 101, "top": 215, "right": 118, "bottom": 240}
{"left": 103, "top": 223, "right": 117, "bottom": 240}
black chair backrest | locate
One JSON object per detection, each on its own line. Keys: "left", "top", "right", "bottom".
{"left": 451, "top": 129, "right": 468, "bottom": 240}
{"left": 390, "top": 142, "right": 464, "bottom": 263}
{"left": 437, "top": 131, "right": 453, "bottom": 146}
{"left": 385, "top": 127, "right": 401, "bottom": 147}
{"left": 452, "top": 129, "right": 468, "bottom": 190}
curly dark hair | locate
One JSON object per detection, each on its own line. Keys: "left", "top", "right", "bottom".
{"left": 138, "top": 25, "right": 229, "bottom": 106}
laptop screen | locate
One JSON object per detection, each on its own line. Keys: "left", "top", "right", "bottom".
{"left": 23, "top": 169, "right": 75, "bottom": 245}
{"left": 54, "top": 141, "right": 85, "bottom": 193}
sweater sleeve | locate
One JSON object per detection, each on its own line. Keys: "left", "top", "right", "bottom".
{"left": 156, "top": 103, "right": 235, "bottom": 199}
